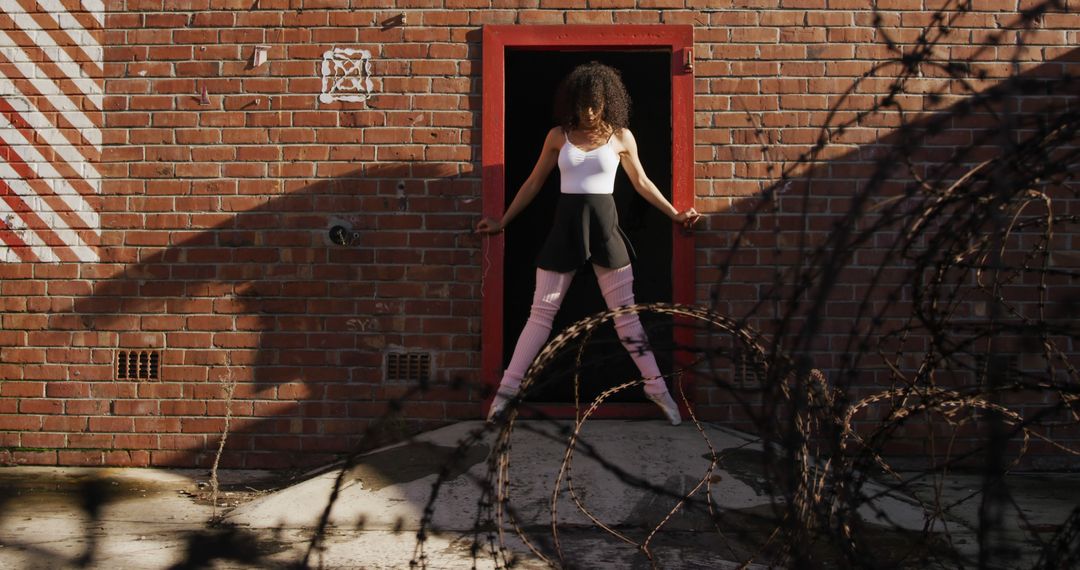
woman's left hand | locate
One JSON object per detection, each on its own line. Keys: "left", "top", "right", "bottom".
{"left": 475, "top": 217, "right": 504, "bottom": 234}
{"left": 673, "top": 208, "right": 701, "bottom": 230}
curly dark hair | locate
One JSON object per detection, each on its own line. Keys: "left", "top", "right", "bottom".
{"left": 552, "top": 61, "right": 631, "bottom": 132}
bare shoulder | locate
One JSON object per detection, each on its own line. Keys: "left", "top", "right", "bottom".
{"left": 611, "top": 127, "right": 638, "bottom": 154}
{"left": 544, "top": 126, "right": 565, "bottom": 149}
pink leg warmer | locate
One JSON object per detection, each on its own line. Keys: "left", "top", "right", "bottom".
{"left": 497, "top": 268, "right": 575, "bottom": 396}
{"left": 593, "top": 264, "right": 668, "bottom": 395}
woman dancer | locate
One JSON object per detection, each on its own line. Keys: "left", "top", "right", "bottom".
{"left": 477, "top": 62, "right": 699, "bottom": 424}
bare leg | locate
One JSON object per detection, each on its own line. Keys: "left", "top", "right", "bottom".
{"left": 487, "top": 268, "right": 574, "bottom": 420}
{"left": 593, "top": 263, "right": 681, "bottom": 425}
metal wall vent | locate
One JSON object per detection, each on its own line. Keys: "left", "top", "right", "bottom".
{"left": 732, "top": 350, "right": 765, "bottom": 388}
{"left": 385, "top": 351, "right": 431, "bottom": 383}
{"left": 117, "top": 350, "right": 161, "bottom": 380}
{"left": 973, "top": 353, "right": 1020, "bottom": 384}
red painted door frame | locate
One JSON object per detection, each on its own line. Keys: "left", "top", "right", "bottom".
{"left": 480, "top": 25, "right": 696, "bottom": 418}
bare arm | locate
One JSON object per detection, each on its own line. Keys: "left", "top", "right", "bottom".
{"left": 615, "top": 128, "right": 700, "bottom": 228}
{"left": 476, "top": 127, "right": 562, "bottom": 234}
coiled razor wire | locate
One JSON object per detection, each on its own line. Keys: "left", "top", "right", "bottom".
{"left": 408, "top": 304, "right": 1079, "bottom": 570}
{"left": 502, "top": 304, "right": 767, "bottom": 568}
{"left": 407, "top": 3, "right": 1080, "bottom": 565}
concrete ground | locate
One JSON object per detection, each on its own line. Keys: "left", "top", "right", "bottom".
{"left": 0, "top": 420, "right": 1077, "bottom": 569}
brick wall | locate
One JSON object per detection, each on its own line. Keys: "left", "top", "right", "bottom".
{"left": 1, "top": 1, "right": 1077, "bottom": 469}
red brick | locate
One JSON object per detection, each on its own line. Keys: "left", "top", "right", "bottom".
{"left": 21, "top": 432, "right": 65, "bottom": 448}
{"left": 112, "top": 400, "right": 159, "bottom": 416}
{"left": 68, "top": 433, "right": 115, "bottom": 448}
{"left": 181, "top": 417, "right": 228, "bottom": 433}
{"left": 150, "top": 450, "right": 206, "bottom": 467}
{"left": 1, "top": 382, "right": 45, "bottom": 397}
{"left": 89, "top": 417, "right": 136, "bottom": 432}
{"left": 57, "top": 450, "right": 105, "bottom": 466}
{"left": 132, "top": 418, "right": 178, "bottom": 437}
{"left": 113, "top": 434, "right": 159, "bottom": 449}
{"left": 19, "top": 399, "right": 64, "bottom": 415}
{"left": 66, "top": 399, "right": 111, "bottom": 415}
{"left": 161, "top": 401, "right": 207, "bottom": 416}
{"left": 105, "top": 450, "right": 152, "bottom": 467}
{"left": 40, "top": 415, "right": 87, "bottom": 435}
{"left": 13, "top": 450, "right": 58, "bottom": 466}
{"left": 1, "top": 348, "right": 46, "bottom": 363}
{"left": 160, "top": 434, "right": 208, "bottom": 451}
{"left": 0, "top": 415, "right": 43, "bottom": 430}
{"left": 46, "top": 349, "right": 95, "bottom": 364}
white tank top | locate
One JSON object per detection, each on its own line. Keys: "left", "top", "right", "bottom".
{"left": 558, "top": 131, "right": 620, "bottom": 195}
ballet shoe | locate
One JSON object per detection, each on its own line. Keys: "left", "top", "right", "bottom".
{"left": 485, "top": 391, "right": 516, "bottom": 422}
{"left": 645, "top": 390, "right": 682, "bottom": 426}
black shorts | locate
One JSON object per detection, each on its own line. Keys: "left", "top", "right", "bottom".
{"left": 535, "top": 193, "right": 635, "bottom": 272}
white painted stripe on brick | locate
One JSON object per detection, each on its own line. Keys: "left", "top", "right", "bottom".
{"left": 80, "top": 0, "right": 105, "bottom": 26}
{"left": 0, "top": 196, "right": 64, "bottom": 263}
{"left": 0, "top": 44, "right": 29, "bottom": 63}
{"left": 0, "top": 243, "right": 17, "bottom": 263}
{"left": 0, "top": 66, "right": 99, "bottom": 152}
{"left": 0, "top": 30, "right": 101, "bottom": 148}
{"left": 0, "top": 113, "right": 99, "bottom": 232}
{"left": 0, "top": 91, "right": 101, "bottom": 187}
{"left": 0, "top": 162, "right": 96, "bottom": 262}
{"left": 0, "top": 2, "right": 102, "bottom": 20}
{"left": 38, "top": 0, "right": 103, "bottom": 64}
{"left": 4, "top": 9, "right": 102, "bottom": 109}
{"left": 0, "top": 2, "right": 99, "bottom": 263}
{"left": 0, "top": 157, "right": 95, "bottom": 233}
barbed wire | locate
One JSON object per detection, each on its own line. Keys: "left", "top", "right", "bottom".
{"left": 412, "top": 1, "right": 1080, "bottom": 567}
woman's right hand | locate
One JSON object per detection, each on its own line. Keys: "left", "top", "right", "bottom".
{"left": 475, "top": 217, "right": 504, "bottom": 234}
{"left": 673, "top": 208, "right": 701, "bottom": 230}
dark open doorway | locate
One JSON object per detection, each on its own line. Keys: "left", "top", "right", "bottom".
{"left": 503, "top": 50, "right": 673, "bottom": 404}
{"left": 480, "top": 25, "right": 695, "bottom": 418}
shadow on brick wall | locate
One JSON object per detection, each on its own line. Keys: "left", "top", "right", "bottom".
{"left": 42, "top": 161, "right": 483, "bottom": 469}
{"left": 688, "top": 43, "right": 1080, "bottom": 470}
